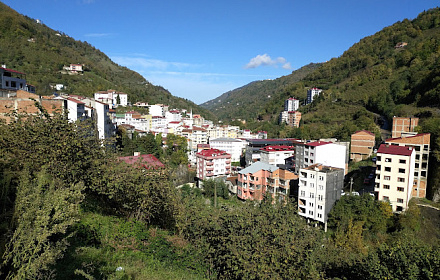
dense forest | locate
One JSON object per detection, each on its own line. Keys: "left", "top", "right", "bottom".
{"left": 0, "top": 2, "right": 217, "bottom": 121}
{"left": 0, "top": 107, "right": 439, "bottom": 279}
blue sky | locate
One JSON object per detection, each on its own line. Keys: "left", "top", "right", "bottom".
{"left": 3, "top": 0, "right": 439, "bottom": 104}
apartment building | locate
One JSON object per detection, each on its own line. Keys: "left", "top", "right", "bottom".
{"left": 385, "top": 133, "right": 430, "bottom": 198}
{"left": 196, "top": 148, "right": 231, "bottom": 180}
{"left": 244, "top": 138, "right": 300, "bottom": 167}
{"left": 209, "top": 137, "right": 247, "bottom": 163}
{"left": 64, "top": 98, "right": 86, "bottom": 122}
{"left": 392, "top": 117, "right": 419, "bottom": 138}
{"left": 306, "top": 88, "right": 322, "bottom": 104}
{"left": 94, "top": 90, "right": 128, "bottom": 108}
{"left": 267, "top": 168, "right": 298, "bottom": 203}
{"left": 298, "top": 164, "right": 344, "bottom": 227}
{"left": 295, "top": 141, "right": 346, "bottom": 174}
{"left": 284, "top": 97, "right": 299, "bottom": 111}
{"left": 374, "top": 144, "right": 415, "bottom": 212}
{"left": 279, "top": 111, "right": 301, "bottom": 127}
{"left": 237, "top": 162, "right": 279, "bottom": 201}
{"left": 350, "top": 130, "right": 375, "bottom": 162}
{"left": 259, "top": 145, "right": 296, "bottom": 167}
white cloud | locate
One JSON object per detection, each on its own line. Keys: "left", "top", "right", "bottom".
{"left": 245, "top": 54, "right": 292, "bottom": 70}
{"left": 84, "top": 33, "right": 113, "bottom": 38}
{"left": 112, "top": 56, "right": 197, "bottom": 71}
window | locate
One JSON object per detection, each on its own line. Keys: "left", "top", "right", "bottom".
{"left": 318, "top": 185, "right": 324, "bottom": 190}
{"left": 398, "top": 168, "right": 405, "bottom": 174}
{"left": 310, "top": 193, "right": 314, "bottom": 198}
{"left": 397, "top": 187, "right": 404, "bottom": 192}
{"left": 399, "top": 159, "right": 406, "bottom": 164}
{"left": 300, "top": 191, "right": 305, "bottom": 197}
{"left": 317, "top": 213, "right": 322, "bottom": 218}
{"left": 398, "top": 177, "right": 405, "bottom": 182}
{"left": 377, "top": 156, "right": 381, "bottom": 161}
{"left": 382, "top": 185, "right": 390, "bottom": 189}
{"left": 318, "top": 195, "right": 323, "bottom": 201}
{"left": 397, "top": 198, "right": 404, "bottom": 203}
{"left": 384, "top": 176, "right": 390, "bottom": 180}
{"left": 318, "top": 176, "right": 324, "bottom": 181}
{"left": 318, "top": 205, "right": 323, "bottom": 210}
{"left": 310, "top": 183, "right": 314, "bottom": 188}
{"left": 416, "top": 154, "right": 420, "bottom": 160}
{"left": 385, "top": 167, "right": 391, "bottom": 172}
{"left": 385, "top": 158, "right": 392, "bottom": 162}
{"left": 309, "top": 211, "right": 313, "bottom": 215}
{"left": 309, "top": 202, "right": 314, "bottom": 207}
{"left": 383, "top": 196, "right": 389, "bottom": 201}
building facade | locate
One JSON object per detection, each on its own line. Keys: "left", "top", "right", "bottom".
{"left": 374, "top": 144, "right": 415, "bottom": 212}
{"left": 350, "top": 130, "right": 375, "bottom": 162}
{"left": 392, "top": 117, "right": 419, "bottom": 138}
{"left": 385, "top": 133, "right": 430, "bottom": 199}
{"left": 307, "top": 88, "right": 322, "bottom": 104}
{"left": 295, "top": 141, "right": 347, "bottom": 174}
{"left": 259, "top": 145, "right": 296, "bottom": 167}
{"left": 298, "top": 164, "right": 344, "bottom": 226}
{"left": 196, "top": 148, "right": 231, "bottom": 180}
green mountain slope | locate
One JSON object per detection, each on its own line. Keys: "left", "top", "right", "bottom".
{"left": 0, "top": 2, "right": 216, "bottom": 120}
{"left": 200, "top": 63, "right": 321, "bottom": 120}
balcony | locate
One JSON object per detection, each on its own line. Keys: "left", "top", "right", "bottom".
{"left": 206, "top": 173, "right": 214, "bottom": 177}
{"left": 225, "top": 165, "right": 231, "bottom": 169}
{"left": 226, "top": 160, "right": 231, "bottom": 164}
{"left": 206, "top": 161, "right": 214, "bottom": 166}
{"left": 206, "top": 167, "right": 214, "bottom": 171}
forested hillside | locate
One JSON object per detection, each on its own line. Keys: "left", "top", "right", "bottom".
{"left": 0, "top": 2, "right": 216, "bottom": 120}
{"left": 201, "top": 63, "right": 321, "bottom": 120}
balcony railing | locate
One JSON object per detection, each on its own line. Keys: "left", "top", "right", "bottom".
{"left": 206, "top": 162, "right": 214, "bottom": 166}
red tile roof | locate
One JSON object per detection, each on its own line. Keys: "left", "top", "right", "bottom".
{"left": 260, "top": 145, "right": 295, "bottom": 152}
{"left": 377, "top": 144, "right": 414, "bottom": 156}
{"left": 1, "top": 67, "right": 26, "bottom": 75}
{"left": 306, "top": 141, "right": 331, "bottom": 147}
{"left": 118, "top": 154, "right": 165, "bottom": 169}
{"left": 196, "top": 148, "right": 230, "bottom": 157}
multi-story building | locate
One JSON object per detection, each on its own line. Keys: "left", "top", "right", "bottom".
{"left": 237, "top": 161, "right": 279, "bottom": 201}
{"left": 94, "top": 90, "right": 128, "bottom": 108}
{"left": 284, "top": 97, "right": 299, "bottom": 111}
{"left": 295, "top": 141, "right": 347, "bottom": 174}
{"left": 374, "top": 144, "right": 415, "bottom": 212}
{"left": 279, "top": 111, "right": 301, "bottom": 127}
{"left": 181, "top": 126, "right": 208, "bottom": 151}
{"left": 244, "top": 138, "right": 300, "bottom": 167}
{"left": 196, "top": 148, "right": 231, "bottom": 180}
{"left": 209, "top": 137, "right": 247, "bottom": 163}
{"left": 298, "top": 164, "right": 344, "bottom": 228}
{"left": 350, "top": 130, "right": 375, "bottom": 162}
{"left": 267, "top": 168, "right": 298, "bottom": 203}
{"left": 392, "top": 117, "right": 419, "bottom": 138}
{"left": 0, "top": 67, "right": 27, "bottom": 92}
{"left": 385, "top": 133, "right": 430, "bottom": 198}
{"left": 259, "top": 145, "right": 296, "bottom": 167}
{"left": 306, "top": 87, "right": 322, "bottom": 104}
{"left": 64, "top": 97, "right": 86, "bottom": 122}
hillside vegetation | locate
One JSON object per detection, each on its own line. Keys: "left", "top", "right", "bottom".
{"left": 0, "top": 2, "right": 216, "bottom": 120}
{"left": 201, "top": 62, "right": 321, "bottom": 120}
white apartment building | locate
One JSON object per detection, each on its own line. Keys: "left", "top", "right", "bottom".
{"left": 148, "top": 104, "right": 164, "bottom": 117}
{"left": 209, "top": 137, "right": 247, "bottom": 163}
{"left": 374, "top": 144, "right": 415, "bottom": 212}
{"left": 385, "top": 133, "right": 430, "bottom": 199}
{"left": 64, "top": 97, "right": 86, "bottom": 122}
{"left": 196, "top": 148, "right": 231, "bottom": 180}
{"left": 165, "top": 110, "right": 182, "bottom": 123}
{"left": 298, "top": 164, "right": 344, "bottom": 228}
{"left": 94, "top": 90, "right": 128, "bottom": 108}
{"left": 284, "top": 97, "right": 299, "bottom": 111}
{"left": 259, "top": 145, "right": 296, "bottom": 167}
{"left": 295, "top": 141, "right": 346, "bottom": 174}
{"left": 180, "top": 126, "right": 208, "bottom": 151}
{"left": 94, "top": 101, "right": 114, "bottom": 140}
{"left": 307, "top": 88, "right": 322, "bottom": 104}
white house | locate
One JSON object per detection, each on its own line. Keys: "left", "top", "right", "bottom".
{"left": 209, "top": 137, "right": 247, "bottom": 163}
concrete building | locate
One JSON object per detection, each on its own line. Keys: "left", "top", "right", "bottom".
{"left": 385, "top": 133, "right": 430, "bottom": 199}
{"left": 94, "top": 90, "right": 128, "bottom": 108}
{"left": 0, "top": 67, "right": 27, "bottom": 91}
{"left": 259, "top": 145, "right": 296, "bottom": 167}
{"left": 295, "top": 141, "right": 347, "bottom": 174}
{"left": 307, "top": 88, "right": 322, "bottom": 104}
{"left": 298, "top": 164, "right": 344, "bottom": 228}
{"left": 237, "top": 162, "right": 279, "bottom": 201}
{"left": 209, "top": 137, "right": 247, "bottom": 163}
{"left": 284, "top": 97, "right": 299, "bottom": 111}
{"left": 196, "top": 148, "right": 231, "bottom": 180}
{"left": 392, "top": 117, "right": 419, "bottom": 138}
{"left": 244, "top": 138, "right": 300, "bottom": 167}
{"left": 267, "top": 168, "right": 298, "bottom": 203}
{"left": 350, "top": 130, "right": 375, "bottom": 162}
{"left": 64, "top": 97, "right": 86, "bottom": 122}
{"left": 374, "top": 144, "right": 415, "bottom": 212}
{"left": 279, "top": 111, "right": 301, "bottom": 127}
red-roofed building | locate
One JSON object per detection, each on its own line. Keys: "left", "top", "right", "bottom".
{"left": 385, "top": 133, "right": 430, "bottom": 198}
{"left": 118, "top": 153, "right": 165, "bottom": 170}
{"left": 374, "top": 144, "right": 415, "bottom": 212}
{"left": 260, "top": 145, "right": 296, "bottom": 166}
{"left": 196, "top": 148, "right": 231, "bottom": 180}
{"left": 350, "top": 130, "right": 375, "bottom": 162}
{"left": 295, "top": 141, "right": 346, "bottom": 174}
